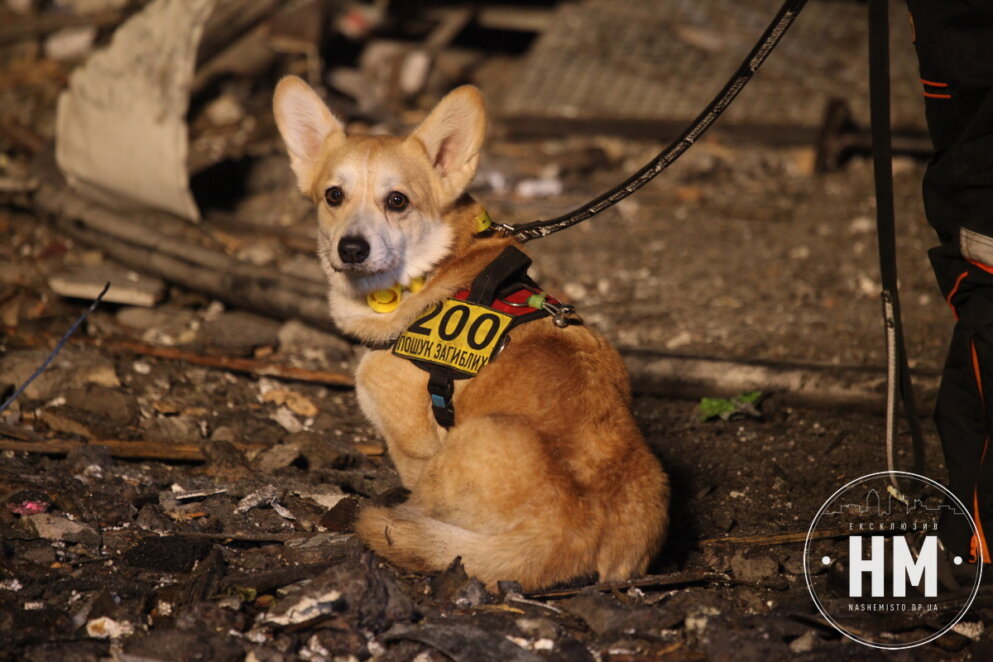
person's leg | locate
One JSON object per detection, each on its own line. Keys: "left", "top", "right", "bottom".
{"left": 908, "top": 0, "right": 993, "bottom": 561}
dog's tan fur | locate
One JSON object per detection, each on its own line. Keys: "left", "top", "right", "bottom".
{"left": 274, "top": 76, "right": 669, "bottom": 590}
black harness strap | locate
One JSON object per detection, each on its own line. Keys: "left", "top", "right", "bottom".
{"left": 422, "top": 246, "right": 551, "bottom": 428}
{"left": 868, "top": 0, "right": 926, "bottom": 480}
{"left": 467, "top": 246, "right": 533, "bottom": 303}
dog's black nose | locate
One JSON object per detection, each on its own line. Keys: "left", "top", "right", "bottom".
{"left": 338, "top": 236, "right": 370, "bottom": 264}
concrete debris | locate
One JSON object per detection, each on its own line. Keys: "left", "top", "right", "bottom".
{"left": 85, "top": 616, "right": 135, "bottom": 639}
{"left": 56, "top": 0, "right": 216, "bottom": 221}
{"left": 25, "top": 513, "right": 101, "bottom": 546}
{"left": 265, "top": 588, "right": 343, "bottom": 626}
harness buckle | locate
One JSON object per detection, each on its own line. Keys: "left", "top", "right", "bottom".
{"left": 427, "top": 371, "right": 456, "bottom": 428}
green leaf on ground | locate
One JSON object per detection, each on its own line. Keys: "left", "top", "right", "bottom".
{"left": 698, "top": 390, "right": 765, "bottom": 422}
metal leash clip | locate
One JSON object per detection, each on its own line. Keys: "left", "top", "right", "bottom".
{"left": 498, "top": 287, "right": 583, "bottom": 328}
{"left": 541, "top": 300, "right": 582, "bottom": 328}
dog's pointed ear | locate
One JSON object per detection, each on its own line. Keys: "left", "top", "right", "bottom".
{"left": 411, "top": 85, "right": 486, "bottom": 201}
{"left": 273, "top": 76, "right": 343, "bottom": 195}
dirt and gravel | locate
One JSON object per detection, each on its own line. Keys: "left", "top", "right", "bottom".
{"left": 2, "top": 133, "right": 985, "bottom": 660}
{"left": 2, "top": 1, "right": 990, "bottom": 660}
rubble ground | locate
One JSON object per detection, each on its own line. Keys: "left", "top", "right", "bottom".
{"left": 1, "top": 135, "right": 986, "bottom": 660}
{"left": 1, "top": 0, "right": 987, "bottom": 659}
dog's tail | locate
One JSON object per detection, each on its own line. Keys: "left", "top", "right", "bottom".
{"left": 355, "top": 504, "right": 591, "bottom": 590}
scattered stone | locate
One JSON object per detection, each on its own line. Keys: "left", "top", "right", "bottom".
{"left": 788, "top": 629, "right": 821, "bottom": 654}
{"left": 277, "top": 319, "right": 354, "bottom": 361}
{"left": 37, "top": 408, "right": 95, "bottom": 439}
{"left": 291, "top": 431, "right": 364, "bottom": 470}
{"left": 65, "top": 443, "right": 113, "bottom": 475}
{"left": 729, "top": 550, "right": 782, "bottom": 587}
{"left": 515, "top": 617, "right": 558, "bottom": 641}
{"left": 271, "top": 406, "right": 304, "bottom": 433}
{"left": 294, "top": 486, "right": 347, "bottom": 511}
{"left": 261, "top": 389, "right": 318, "bottom": 417}
{"left": 85, "top": 616, "right": 134, "bottom": 640}
{"left": 702, "top": 546, "right": 731, "bottom": 573}
{"left": 781, "top": 553, "right": 804, "bottom": 576}
{"left": 560, "top": 591, "right": 665, "bottom": 636}
{"left": 136, "top": 503, "right": 173, "bottom": 531}
{"left": 141, "top": 416, "right": 200, "bottom": 443}
{"left": 453, "top": 579, "right": 493, "bottom": 608}
{"left": 210, "top": 425, "right": 239, "bottom": 443}
{"left": 952, "top": 621, "right": 984, "bottom": 641}
{"left": 271, "top": 501, "right": 296, "bottom": 520}
{"left": 198, "top": 311, "right": 281, "bottom": 355}
{"left": 21, "top": 543, "right": 57, "bottom": 565}
{"left": 0, "top": 348, "right": 119, "bottom": 401}
{"left": 64, "top": 384, "right": 140, "bottom": 427}
{"left": 273, "top": 555, "right": 413, "bottom": 632}
{"left": 497, "top": 581, "right": 523, "bottom": 599}
{"left": 282, "top": 532, "right": 359, "bottom": 566}
{"left": 264, "top": 586, "right": 343, "bottom": 626}
{"left": 236, "top": 485, "right": 280, "bottom": 514}
{"left": 44, "top": 25, "right": 98, "bottom": 61}
{"left": 253, "top": 444, "right": 302, "bottom": 472}
{"left": 25, "top": 513, "right": 101, "bottom": 546}
{"left": 204, "top": 94, "right": 246, "bottom": 126}
{"left": 117, "top": 306, "right": 200, "bottom": 345}
{"left": 200, "top": 440, "right": 253, "bottom": 480}
{"left": 319, "top": 496, "right": 360, "bottom": 532}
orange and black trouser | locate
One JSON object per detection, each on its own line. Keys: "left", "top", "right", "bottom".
{"left": 908, "top": 0, "right": 993, "bottom": 562}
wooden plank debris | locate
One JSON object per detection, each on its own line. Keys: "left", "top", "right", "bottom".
{"left": 48, "top": 266, "right": 166, "bottom": 307}
{"left": 35, "top": 182, "right": 333, "bottom": 328}
{"left": 0, "top": 436, "right": 381, "bottom": 461}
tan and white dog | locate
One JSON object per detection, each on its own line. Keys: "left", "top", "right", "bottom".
{"left": 273, "top": 76, "right": 669, "bottom": 591}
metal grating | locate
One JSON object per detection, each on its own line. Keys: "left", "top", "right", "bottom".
{"left": 494, "top": 0, "right": 924, "bottom": 137}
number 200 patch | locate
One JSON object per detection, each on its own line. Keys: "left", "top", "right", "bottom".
{"left": 392, "top": 299, "right": 514, "bottom": 375}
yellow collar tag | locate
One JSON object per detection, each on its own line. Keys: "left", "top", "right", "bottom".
{"left": 475, "top": 209, "right": 493, "bottom": 234}
{"left": 366, "top": 276, "right": 426, "bottom": 313}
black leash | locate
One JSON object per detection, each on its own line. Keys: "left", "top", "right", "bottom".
{"left": 868, "top": 0, "right": 926, "bottom": 481}
{"left": 497, "top": 0, "right": 810, "bottom": 243}
{"left": 489, "top": 0, "right": 927, "bottom": 481}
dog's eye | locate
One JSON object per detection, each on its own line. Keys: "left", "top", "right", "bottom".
{"left": 386, "top": 191, "right": 409, "bottom": 212}
{"left": 324, "top": 186, "right": 344, "bottom": 206}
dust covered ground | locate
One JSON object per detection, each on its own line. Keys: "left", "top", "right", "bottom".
{"left": 3, "top": 134, "right": 991, "bottom": 661}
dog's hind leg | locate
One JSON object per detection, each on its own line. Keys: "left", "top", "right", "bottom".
{"left": 355, "top": 414, "right": 598, "bottom": 590}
